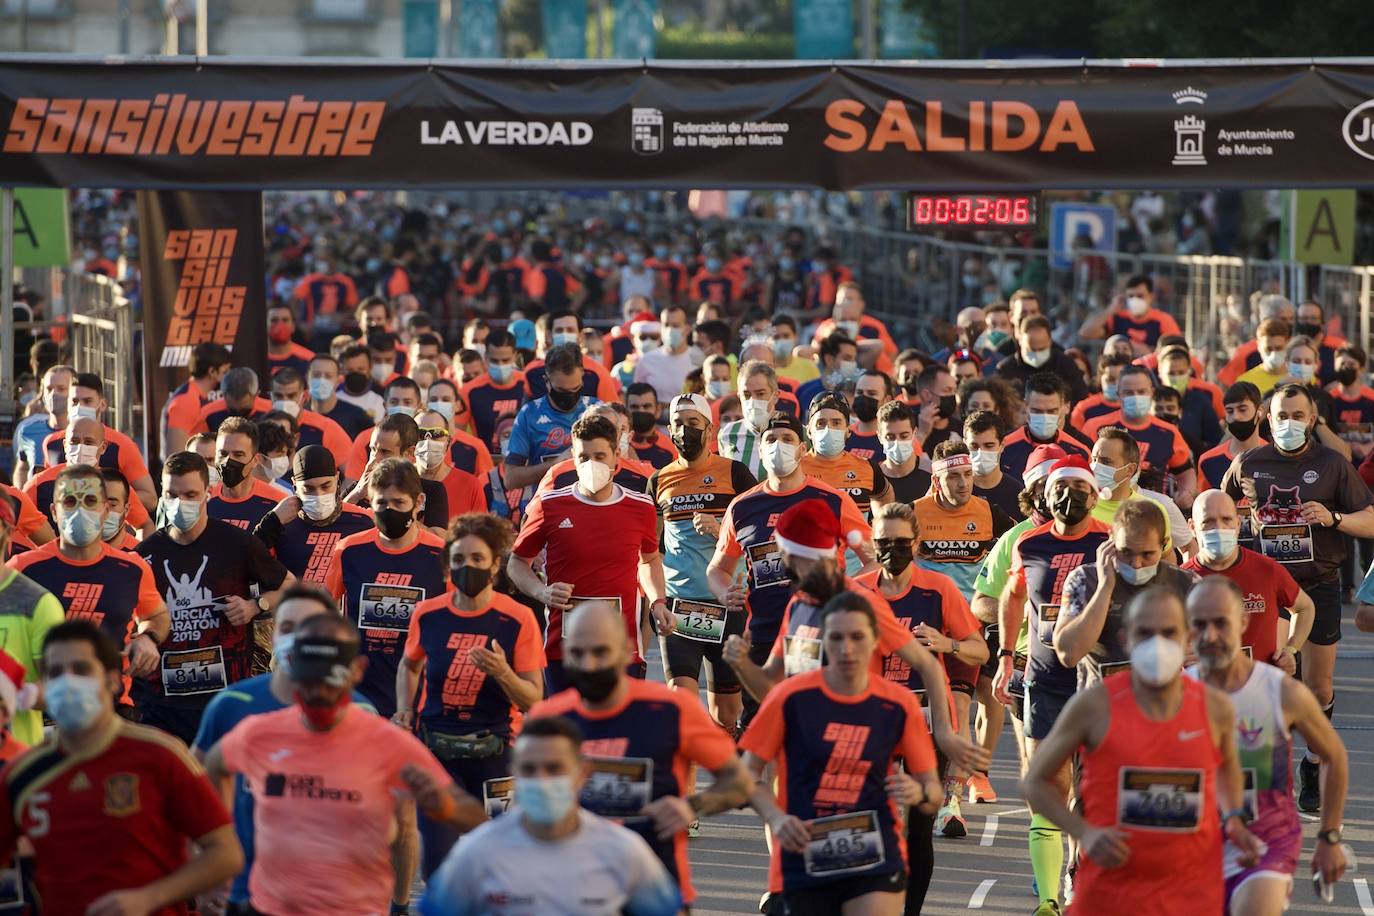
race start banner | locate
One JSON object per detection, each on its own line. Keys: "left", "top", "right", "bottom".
{"left": 5, "top": 57, "right": 1374, "bottom": 190}
{"left": 137, "top": 190, "right": 266, "bottom": 460}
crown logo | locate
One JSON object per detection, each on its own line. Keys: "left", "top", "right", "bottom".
{"left": 1172, "top": 87, "right": 1207, "bottom": 105}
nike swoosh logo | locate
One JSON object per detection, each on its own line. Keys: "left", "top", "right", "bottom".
{"left": 269, "top": 749, "right": 292, "bottom": 761}
{"left": 1178, "top": 729, "right": 1206, "bottom": 741}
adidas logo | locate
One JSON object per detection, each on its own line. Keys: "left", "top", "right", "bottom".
{"left": 70, "top": 771, "right": 91, "bottom": 791}
{"left": 559, "top": 518, "right": 574, "bottom": 528}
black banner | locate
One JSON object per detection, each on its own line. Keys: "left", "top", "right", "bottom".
{"left": 4, "top": 58, "right": 1374, "bottom": 190}
{"left": 138, "top": 190, "right": 267, "bottom": 461}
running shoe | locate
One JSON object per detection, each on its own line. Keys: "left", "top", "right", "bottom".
{"left": 967, "top": 772, "right": 998, "bottom": 804}
{"left": 688, "top": 819, "right": 700, "bottom": 838}
{"left": 935, "top": 797, "right": 967, "bottom": 838}
{"left": 1032, "top": 901, "right": 1063, "bottom": 916}
{"left": 1297, "top": 757, "right": 1321, "bottom": 812}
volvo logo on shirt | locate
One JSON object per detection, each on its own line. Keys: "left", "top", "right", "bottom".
{"left": 264, "top": 773, "right": 362, "bottom": 802}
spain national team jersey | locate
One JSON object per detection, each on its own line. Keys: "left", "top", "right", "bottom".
{"left": 912, "top": 493, "right": 1015, "bottom": 600}
{"left": 536, "top": 457, "right": 651, "bottom": 495}
{"left": 768, "top": 577, "right": 913, "bottom": 680}
{"left": 999, "top": 427, "right": 1090, "bottom": 478}
{"left": 512, "top": 484, "right": 659, "bottom": 663}
{"left": 739, "top": 669, "right": 935, "bottom": 894}
{"left": 404, "top": 592, "right": 545, "bottom": 739}
{"left": 530, "top": 678, "right": 737, "bottom": 904}
{"left": 264, "top": 503, "right": 375, "bottom": 586}
{"left": 8, "top": 541, "right": 160, "bottom": 644}
{"left": 855, "top": 568, "right": 981, "bottom": 694}
{"left": 208, "top": 479, "right": 290, "bottom": 531}
{"left": 715, "top": 480, "right": 868, "bottom": 645}
{"left": 800, "top": 452, "right": 889, "bottom": 517}
{"left": 460, "top": 373, "right": 527, "bottom": 451}
{"left": 324, "top": 528, "right": 448, "bottom": 718}
{"left": 0, "top": 718, "right": 232, "bottom": 916}
{"left": 649, "top": 455, "right": 757, "bottom": 600}
{"left": 1012, "top": 519, "right": 1110, "bottom": 694}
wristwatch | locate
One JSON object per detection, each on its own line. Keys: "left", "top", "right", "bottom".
{"left": 1316, "top": 828, "right": 1342, "bottom": 845}
{"left": 257, "top": 595, "right": 271, "bottom": 614}
{"left": 1221, "top": 806, "right": 1250, "bottom": 825}
{"left": 998, "top": 648, "right": 1015, "bottom": 660}
{"left": 1331, "top": 511, "right": 1344, "bottom": 529}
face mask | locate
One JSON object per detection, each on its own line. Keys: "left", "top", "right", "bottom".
{"left": 840, "top": 395, "right": 876, "bottom": 425}
{"left": 837, "top": 320, "right": 860, "bottom": 340}
{"left": 970, "top": 449, "right": 999, "bottom": 476}
{"left": 1226, "top": 417, "right": 1257, "bottom": 441}
{"left": 1162, "top": 375, "right": 1189, "bottom": 394}
{"left": 295, "top": 689, "right": 352, "bottom": 731}
{"left": 415, "top": 439, "right": 447, "bottom": 470}
{"left": 488, "top": 362, "right": 516, "bottom": 384}
{"left": 636, "top": 337, "right": 660, "bottom": 354}
{"left": 273, "top": 631, "right": 297, "bottom": 670}
{"left": 375, "top": 506, "right": 415, "bottom": 540}
{"left": 1121, "top": 394, "right": 1152, "bottom": 421}
{"left": 1287, "top": 362, "right": 1315, "bottom": 384}
{"left": 1272, "top": 418, "right": 1309, "bottom": 452}
{"left": 515, "top": 774, "right": 578, "bottom": 826}
{"left": 653, "top": 245, "right": 669, "bottom": 259}
{"left": 937, "top": 394, "right": 957, "bottom": 420}
{"left": 71, "top": 405, "right": 101, "bottom": 424}
{"left": 218, "top": 457, "right": 247, "bottom": 489}
{"left": 772, "top": 338, "right": 793, "bottom": 360}
{"left": 269, "top": 324, "right": 293, "bottom": 344}
{"left": 763, "top": 440, "right": 799, "bottom": 477}
{"left": 630, "top": 411, "right": 657, "bottom": 435}
{"left": 1198, "top": 528, "right": 1239, "bottom": 563}
{"left": 206, "top": 465, "right": 222, "bottom": 490}
{"left": 1261, "top": 350, "right": 1285, "bottom": 373}
{"left": 672, "top": 426, "right": 706, "bottom": 461}
{"left": 576, "top": 459, "right": 612, "bottom": 493}
{"left": 1336, "top": 367, "right": 1360, "bottom": 387}
{"left": 61, "top": 507, "right": 103, "bottom": 547}
{"left": 386, "top": 405, "right": 417, "bottom": 419}
{"left": 552, "top": 331, "right": 579, "bottom": 348}
{"left": 778, "top": 257, "right": 796, "bottom": 272}
{"left": 300, "top": 493, "right": 337, "bottom": 521}
{"left": 1125, "top": 296, "right": 1149, "bottom": 317}
{"left": 272, "top": 398, "right": 301, "bottom": 418}
{"left": 1023, "top": 348, "right": 1051, "bottom": 368}
{"left": 707, "top": 380, "right": 731, "bottom": 400}
{"left": 1026, "top": 413, "right": 1059, "bottom": 440}
{"left": 101, "top": 512, "right": 124, "bottom": 542}
{"left": 883, "top": 439, "right": 914, "bottom": 466}
{"left": 664, "top": 326, "right": 686, "bottom": 349}
{"left": 1116, "top": 558, "right": 1158, "bottom": 585}
{"left": 1051, "top": 488, "right": 1091, "bottom": 526}
{"left": 627, "top": 252, "right": 645, "bottom": 268}
{"left": 1130, "top": 634, "right": 1184, "bottom": 687}
{"left": 812, "top": 426, "right": 846, "bottom": 458}
{"left": 1295, "top": 321, "right": 1322, "bottom": 339}
{"left": 451, "top": 564, "right": 492, "bottom": 598}
{"left": 705, "top": 257, "right": 723, "bottom": 273}
{"left": 45, "top": 674, "right": 106, "bottom": 733}
{"left": 744, "top": 398, "right": 771, "bottom": 430}
{"left": 876, "top": 543, "right": 914, "bottom": 576}
{"left": 308, "top": 377, "right": 336, "bottom": 402}
{"left": 65, "top": 442, "right": 99, "bottom": 467}
{"left": 838, "top": 359, "right": 859, "bottom": 381}
{"left": 566, "top": 665, "right": 620, "bottom": 703}
{"left": 1103, "top": 382, "right": 1119, "bottom": 402}
{"left": 343, "top": 372, "right": 370, "bottom": 396}
{"left": 427, "top": 400, "right": 455, "bottom": 424}
{"left": 370, "top": 363, "right": 391, "bottom": 384}
{"left": 975, "top": 329, "right": 1010, "bottom": 351}
{"left": 548, "top": 388, "right": 581, "bottom": 413}
{"left": 163, "top": 495, "right": 203, "bottom": 532}
{"left": 1092, "top": 461, "right": 1127, "bottom": 494}
{"left": 269, "top": 455, "right": 291, "bottom": 479}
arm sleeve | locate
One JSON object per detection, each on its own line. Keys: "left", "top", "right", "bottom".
{"left": 167, "top": 393, "right": 202, "bottom": 433}
{"left": 403, "top": 607, "right": 427, "bottom": 663}
{"left": 134, "top": 559, "right": 162, "bottom": 620}
{"left": 938, "top": 579, "right": 982, "bottom": 641}
{"left": 252, "top": 511, "right": 285, "bottom": 550}
{"left": 510, "top": 497, "right": 548, "bottom": 560}
{"left": 11, "top": 489, "right": 43, "bottom": 539}
{"left": 837, "top": 492, "right": 868, "bottom": 543}
{"left": 323, "top": 543, "right": 347, "bottom": 601}
{"left": 897, "top": 693, "right": 937, "bottom": 774}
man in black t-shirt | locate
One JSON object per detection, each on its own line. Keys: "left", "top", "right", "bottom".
{"left": 134, "top": 451, "right": 293, "bottom": 744}
{"left": 876, "top": 400, "right": 932, "bottom": 504}
{"left": 964, "top": 410, "right": 1025, "bottom": 521}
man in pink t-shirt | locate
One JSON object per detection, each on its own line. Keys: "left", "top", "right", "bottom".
{"left": 205, "top": 610, "right": 487, "bottom": 914}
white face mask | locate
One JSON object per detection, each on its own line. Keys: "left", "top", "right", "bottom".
{"left": 272, "top": 398, "right": 302, "bottom": 418}
{"left": 576, "top": 459, "right": 613, "bottom": 493}
{"left": 1115, "top": 558, "right": 1158, "bottom": 586}
{"left": 1023, "top": 348, "right": 1051, "bottom": 368}
{"left": 269, "top": 455, "right": 291, "bottom": 480}
{"left": 427, "top": 400, "right": 455, "bottom": 423}
{"left": 1197, "top": 528, "right": 1239, "bottom": 563}
{"left": 1129, "top": 635, "right": 1184, "bottom": 687}
{"left": 762, "top": 440, "right": 799, "bottom": 478}
{"left": 883, "top": 439, "right": 914, "bottom": 466}
{"left": 743, "top": 398, "right": 772, "bottom": 430}
{"left": 514, "top": 774, "right": 578, "bottom": 826}
{"left": 1125, "top": 295, "right": 1149, "bottom": 317}
{"left": 206, "top": 465, "right": 222, "bottom": 489}
{"left": 1261, "top": 349, "right": 1285, "bottom": 373}
{"left": 370, "top": 362, "right": 390, "bottom": 383}
{"left": 812, "top": 426, "right": 846, "bottom": 458}
{"left": 618, "top": 431, "right": 631, "bottom": 457}
{"left": 970, "top": 449, "right": 999, "bottom": 476}
{"left": 1287, "top": 361, "right": 1315, "bottom": 384}
{"left": 415, "top": 439, "right": 447, "bottom": 470}
{"left": 65, "top": 442, "right": 99, "bottom": 467}
{"left": 71, "top": 405, "right": 100, "bottom": 422}
{"left": 300, "top": 493, "right": 337, "bottom": 521}
{"left": 707, "top": 380, "right": 731, "bottom": 400}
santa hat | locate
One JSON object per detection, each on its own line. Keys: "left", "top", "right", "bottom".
{"left": 0, "top": 649, "right": 36, "bottom": 715}
{"left": 1046, "top": 456, "right": 1095, "bottom": 491}
{"left": 775, "top": 499, "right": 862, "bottom": 560}
{"left": 1023, "top": 445, "right": 1068, "bottom": 487}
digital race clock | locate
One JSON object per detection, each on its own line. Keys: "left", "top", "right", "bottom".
{"left": 907, "top": 194, "right": 1040, "bottom": 228}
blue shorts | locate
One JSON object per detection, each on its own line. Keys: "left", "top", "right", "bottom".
{"left": 1024, "top": 684, "right": 1072, "bottom": 741}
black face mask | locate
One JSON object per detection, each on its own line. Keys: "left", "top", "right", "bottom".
{"left": 876, "top": 544, "right": 914, "bottom": 576}
{"left": 1156, "top": 413, "right": 1180, "bottom": 426}
{"left": 1226, "top": 417, "right": 1258, "bottom": 441}
{"left": 1295, "top": 322, "right": 1322, "bottom": 340}
{"left": 451, "top": 564, "right": 492, "bottom": 598}
{"left": 937, "top": 395, "right": 958, "bottom": 420}
{"left": 1336, "top": 367, "right": 1359, "bottom": 387}
{"left": 217, "top": 458, "right": 247, "bottom": 488}
{"left": 672, "top": 426, "right": 706, "bottom": 461}
{"left": 375, "top": 506, "right": 414, "bottom": 540}
{"left": 342, "top": 372, "right": 370, "bottom": 395}
{"left": 1051, "top": 488, "right": 1092, "bottom": 526}
{"left": 566, "top": 665, "right": 620, "bottom": 703}
{"left": 852, "top": 395, "right": 879, "bottom": 424}
{"left": 630, "top": 410, "right": 658, "bottom": 435}
{"left": 548, "top": 387, "right": 581, "bottom": 412}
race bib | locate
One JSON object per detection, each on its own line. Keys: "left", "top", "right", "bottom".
{"left": 1258, "top": 524, "right": 1314, "bottom": 564}
{"left": 1085, "top": 656, "right": 1131, "bottom": 681}
{"left": 747, "top": 540, "right": 790, "bottom": 590}
{"left": 783, "top": 634, "right": 822, "bottom": 677}
{"left": 482, "top": 776, "right": 515, "bottom": 819}
{"left": 672, "top": 599, "right": 728, "bottom": 644}
{"left": 582, "top": 757, "right": 653, "bottom": 820}
{"left": 1037, "top": 603, "right": 1060, "bottom": 644}
{"left": 160, "top": 646, "right": 227, "bottom": 696}
{"left": 1118, "top": 767, "right": 1204, "bottom": 831}
{"left": 358, "top": 582, "right": 424, "bottom": 632}
{"left": 804, "top": 810, "right": 886, "bottom": 877}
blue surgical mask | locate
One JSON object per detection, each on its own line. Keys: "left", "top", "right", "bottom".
{"left": 663, "top": 327, "right": 685, "bottom": 350}
{"left": 387, "top": 405, "right": 417, "bottom": 419}
{"left": 308, "top": 377, "right": 335, "bottom": 402}
{"left": 1116, "top": 559, "right": 1158, "bottom": 585}
{"left": 162, "top": 496, "right": 203, "bottom": 532}
{"left": 427, "top": 400, "right": 455, "bottom": 422}
{"left": 653, "top": 245, "right": 669, "bottom": 259}
{"left": 488, "top": 362, "right": 515, "bottom": 384}
{"left": 627, "top": 253, "right": 645, "bottom": 268}
{"left": 772, "top": 338, "right": 793, "bottom": 360}
{"left": 1027, "top": 413, "right": 1059, "bottom": 439}
{"left": 1121, "top": 394, "right": 1152, "bottom": 420}
{"left": 45, "top": 674, "right": 106, "bottom": 733}
{"left": 707, "top": 380, "right": 731, "bottom": 400}
{"left": 1198, "top": 528, "right": 1239, "bottom": 563}
{"left": 1287, "top": 362, "right": 1315, "bottom": 384}
{"left": 552, "top": 331, "right": 579, "bottom": 348}
{"left": 705, "top": 258, "right": 723, "bottom": 273}
{"left": 884, "top": 439, "right": 914, "bottom": 465}
{"left": 1103, "top": 382, "right": 1119, "bottom": 402}
{"left": 1272, "top": 418, "right": 1309, "bottom": 452}
{"left": 101, "top": 512, "right": 124, "bottom": 542}
{"left": 1092, "top": 461, "right": 1124, "bottom": 494}
{"left": 812, "top": 426, "right": 846, "bottom": 458}
{"left": 1023, "top": 348, "right": 1051, "bottom": 369}
{"left": 60, "top": 507, "right": 103, "bottom": 548}
{"left": 514, "top": 774, "right": 578, "bottom": 826}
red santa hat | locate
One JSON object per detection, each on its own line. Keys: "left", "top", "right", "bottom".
{"left": 1022, "top": 445, "right": 1068, "bottom": 487}
{"left": 1046, "top": 456, "right": 1095, "bottom": 491}
{"left": 0, "top": 649, "right": 36, "bottom": 716}
{"left": 775, "top": 499, "right": 863, "bottom": 560}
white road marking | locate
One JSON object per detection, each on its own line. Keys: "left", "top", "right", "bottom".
{"left": 1356, "top": 877, "right": 1374, "bottom": 915}
{"left": 969, "top": 878, "right": 996, "bottom": 909}
{"left": 980, "top": 814, "right": 998, "bottom": 847}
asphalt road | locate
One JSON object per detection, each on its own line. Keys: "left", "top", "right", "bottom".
{"left": 680, "top": 623, "right": 1374, "bottom": 916}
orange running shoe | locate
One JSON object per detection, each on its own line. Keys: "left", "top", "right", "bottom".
{"left": 967, "top": 772, "right": 998, "bottom": 804}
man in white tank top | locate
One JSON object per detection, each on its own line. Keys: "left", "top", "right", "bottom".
{"left": 1187, "top": 576, "right": 1351, "bottom": 914}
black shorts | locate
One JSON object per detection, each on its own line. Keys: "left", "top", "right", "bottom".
{"left": 979, "top": 623, "right": 1000, "bottom": 679}
{"left": 1303, "top": 577, "right": 1343, "bottom": 646}
{"left": 134, "top": 700, "right": 205, "bottom": 746}
{"left": 1024, "top": 683, "right": 1073, "bottom": 741}
{"left": 660, "top": 603, "right": 745, "bottom": 693}
{"left": 780, "top": 870, "right": 907, "bottom": 915}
